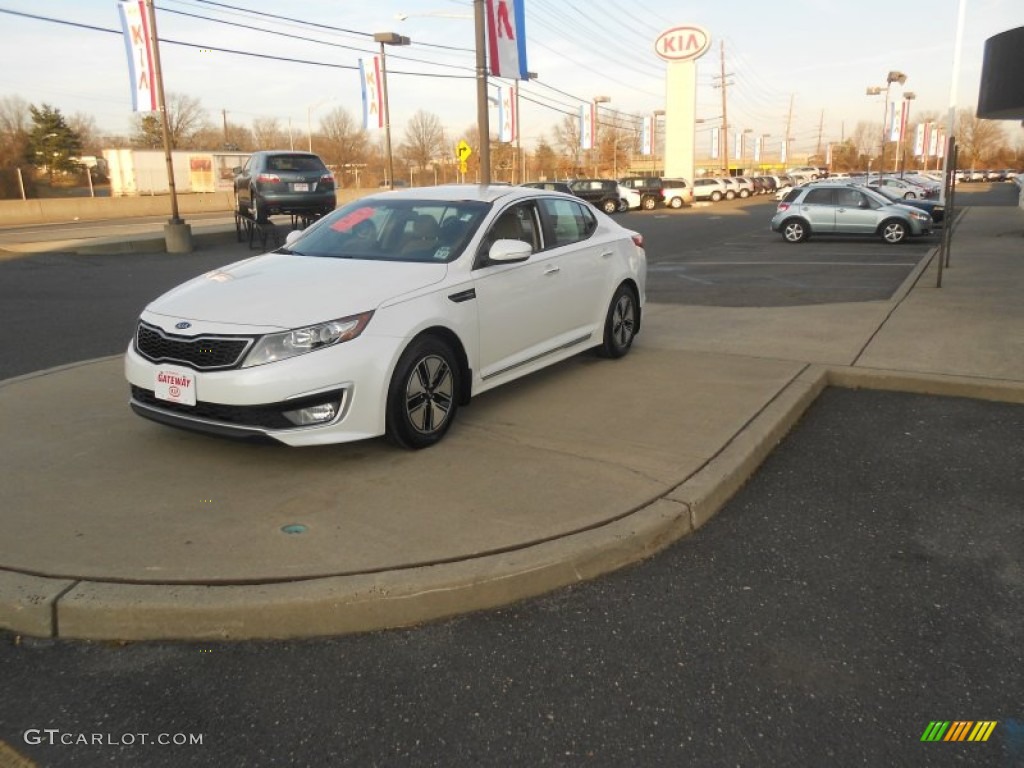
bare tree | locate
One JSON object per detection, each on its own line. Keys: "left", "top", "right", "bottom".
{"left": 553, "top": 114, "right": 582, "bottom": 175}
{"left": 530, "top": 137, "right": 558, "bottom": 180}
{"left": 849, "top": 121, "right": 877, "bottom": 165}
{"left": 318, "top": 108, "right": 368, "bottom": 185}
{"left": 0, "top": 95, "right": 31, "bottom": 167}
{"left": 252, "top": 117, "right": 291, "bottom": 150}
{"left": 956, "top": 108, "right": 1006, "bottom": 168}
{"left": 131, "top": 92, "right": 211, "bottom": 149}
{"left": 399, "top": 110, "right": 445, "bottom": 185}
{"left": 68, "top": 112, "right": 101, "bottom": 155}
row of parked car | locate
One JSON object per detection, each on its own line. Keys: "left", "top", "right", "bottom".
{"left": 956, "top": 168, "right": 1020, "bottom": 183}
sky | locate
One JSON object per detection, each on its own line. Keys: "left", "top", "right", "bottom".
{"left": 1, "top": 0, "right": 1021, "bottom": 160}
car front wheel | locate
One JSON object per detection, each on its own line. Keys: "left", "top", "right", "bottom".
{"left": 782, "top": 219, "right": 809, "bottom": 243}
{"left": 598, "top": 283, "right": 638, "bottom": 359}
{"left": 642, "top": 196, "right": 657, "bottom": 211}
{"left": 710, "top": 191, "right": 723, "bottom": 202}
{"left": 880, "top": 219, "right": 908, "bottom": 244}
{"left": 386, "top": 336, "right": 460, "bottom": 449}
{"left": 602, "top": 199, "right": 618, "bottom": 214}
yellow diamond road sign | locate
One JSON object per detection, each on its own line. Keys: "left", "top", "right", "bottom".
{"left": 456, "top": 141, "right": 472, "bottom": 161}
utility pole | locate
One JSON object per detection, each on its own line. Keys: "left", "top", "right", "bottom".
{"left": 713, "top": 41, "right": 733, "bottom": 175}
{"left": 222, "top": 109, "right": 228, "bottom": 146}
{"left": 815, "top": 109, "right": 824, "bottom": 158}
{"left": 783, "top": 94, "right": 794, "bottom": 168}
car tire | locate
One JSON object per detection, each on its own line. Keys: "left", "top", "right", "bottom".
{"left": 740, "top": 190, "right": 750, "bottom": 198}
{"left": 880, "top": 219, "right": 908, "bottom": 244}
{"left": 725, "top": 191, "right": 736, "bottom": 200}
{"left": 385, "top": 336, "right": 460, "bottom": 450}
{"left": 781, "top": 219, "right": 809, "bottom": 243}
{"left": 668, "top": 196, "right": 683, "bottom": 209}
{"left": 710, "top": 191, "right": 723, "bottom": 202}
{"left": 602, "top": 199, "right": 618, "bottom": 215}
{"left": 251, "top": 190, "right": 267, "bottom": 222}
{"left": 597, "top": 283, "right": 638, "bottom": 359}
{"left": 618, "top": 199, "right": 629, "bottom": 213}
{"left": 642, "top": 196, "right": 657, "bottom": 211}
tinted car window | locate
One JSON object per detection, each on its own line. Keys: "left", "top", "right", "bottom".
{"left": 540, "top": 198, "right": 596, "bottom": 247}
{"left": 782, "top": 188, "right": 802, "bottom": 203}
{"left": 265, "top": 154, "right": 327, "bottom": 172}
{"left": 804, "top": 188, "right": 834, "bottom": 205}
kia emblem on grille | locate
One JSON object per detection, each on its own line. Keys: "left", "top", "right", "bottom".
{"left": 175, "top": 321, "right": 192, "bottom": 329}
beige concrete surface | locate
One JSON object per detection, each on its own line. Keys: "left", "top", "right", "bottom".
{"left": 0, "top": 204, "right": 1022, "bottom": 640}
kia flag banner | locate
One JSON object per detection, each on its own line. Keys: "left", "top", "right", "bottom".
{"left": 117, "top": 0, "right": 157, "bottom": 112}
{"left": 360, "top": 57, "right": 384, "bottom": 130}
{"left": 486, "top": 0, "right": 529, "bottom": 79}
{"left": 579, "top": 104, "right": 594, "bottom": 151}
{"left": 497, "top": 86, "right": 515, "bottom": 143}
{"left": 640, "top": 116, "right": 652, "bottom": 156}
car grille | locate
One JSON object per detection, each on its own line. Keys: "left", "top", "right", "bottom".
{"left": 131, "top": 386, "right": 345, "bottom": 431}
{"left": 135, "top": 322, "right": 254, "bottom": 371}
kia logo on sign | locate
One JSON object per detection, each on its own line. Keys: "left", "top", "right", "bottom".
{"left": 654, "top": 26, "right": 711, "bottom": 62}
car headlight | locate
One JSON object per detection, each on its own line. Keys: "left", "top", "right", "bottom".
{"left": 909, "top": 210, "right": 929, "bottom": 221}
{"left": 242, "top": 311, "right": 374, "bottom": 368}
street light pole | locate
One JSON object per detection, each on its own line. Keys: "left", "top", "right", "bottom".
{"left": 896, "top": 91, "right": 916, "bottom": 174}
{"left": 374, "top": 32, "right": 411, "bottom": 190}
{"left": 593, "top": 96, "right": 610, "bottom": 176}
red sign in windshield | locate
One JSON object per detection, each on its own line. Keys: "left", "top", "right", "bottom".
{"left": 330, "top": 207, "right": 374, "bottom": 232}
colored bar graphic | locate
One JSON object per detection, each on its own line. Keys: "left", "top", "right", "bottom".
{"left": 921, "top": 720, "right": 997, "bottom": 742}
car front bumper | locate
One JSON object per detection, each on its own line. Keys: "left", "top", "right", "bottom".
{"left": 124, "top": 333, "right": 401, "bottom": 447}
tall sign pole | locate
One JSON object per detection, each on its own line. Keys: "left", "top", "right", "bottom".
{"left": 143, "top": 0, "right": 192, "bottom": 252}
{"left": 656, "top": 26, "right": 710, "bottom": 184}
{"left": 474, "top": 0, "right": 490, "bottom": 184}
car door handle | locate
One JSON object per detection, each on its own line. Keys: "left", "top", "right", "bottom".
{"left": 601, "top": 251, "right": 614, "bottom": 258}
{"left": 544, "top": 265, "right": 560, "bottom": 275}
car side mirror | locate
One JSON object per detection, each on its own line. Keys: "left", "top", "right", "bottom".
{"left": 285, "top": 230, "right": 303, "bottom": 246}
{"left": 488, "top": 239, "right": 532, "bottom": 263}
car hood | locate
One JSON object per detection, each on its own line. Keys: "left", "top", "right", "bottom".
{"left": 145, "top": 252, "right": 448, "bottom": 329}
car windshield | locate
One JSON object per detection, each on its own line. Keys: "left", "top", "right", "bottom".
{"left": 283, "top": 199, "right": 490, "bottom": 262}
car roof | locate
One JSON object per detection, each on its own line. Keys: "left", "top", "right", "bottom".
{"left": 361, "top": 183, "right": 542, "bottom": 205}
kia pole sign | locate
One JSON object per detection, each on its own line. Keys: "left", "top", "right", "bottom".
{"left": 654, "top": 26, "right": 710, "bottom": 62}
{"left": 656, "top": 24, "right": 710, "bottom": 184}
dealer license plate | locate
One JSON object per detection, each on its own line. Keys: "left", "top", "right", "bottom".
{"left": 292, "top": 182, "right": 310, "bottom": 192}
{"left": 154, "top": 367, "right": 197, "bottom": 406}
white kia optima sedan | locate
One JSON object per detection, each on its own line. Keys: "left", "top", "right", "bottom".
{"left": 125, "top": 185, "right": 647, "bottom": 448}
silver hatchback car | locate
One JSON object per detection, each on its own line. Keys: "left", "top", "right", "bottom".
{"left": 771, "top": 183, "right": 933, "bottom": 244}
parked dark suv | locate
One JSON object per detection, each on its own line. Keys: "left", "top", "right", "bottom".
{"left": 618, "top": 177, "right": 664, "bottom": 210}
{"left": 569, "top": 179, "right": 623, "bottom": 214}
{"left": 233, "top": 151, "right": 336, "bottom": 222}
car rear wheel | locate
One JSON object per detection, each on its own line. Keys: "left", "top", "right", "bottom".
{"left": 710, "top": 191, "right": 723, "bottom": 202}
{"left": 598, "top": 283, "right": 638, "bottom": 359}
{"left": 642, "top": 196, "right": 657, "bottom": 211}
{"left": 602, "top": 199, "right": 618, "bottom": 215}
{"left": 668, "top": 196, "right": 683, "bottom": 209}
{"left": 880, "top": 219, "right": 908, "bottom": 244}
{"left": 385, "top": 336, "right": 460, "bottom": 449}
{"left": 739, "top": 190, "right": 750, "bottom": 198}
{"left": 725, "top": 191, "right": 736, "bottom": 200}
{"left": 782, "top": 219, "right": 809, "bottom": 243}
{"left": 618, "top": 199, "right": 629, "bottom": 212}
{"left": 250, "top": 190, "right": 268, "bottom": 222}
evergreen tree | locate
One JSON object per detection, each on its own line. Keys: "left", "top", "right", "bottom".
{"left": 24, "top": 103, "right": 83, "bottom": 181}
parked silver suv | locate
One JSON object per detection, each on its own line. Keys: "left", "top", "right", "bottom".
{"left": 771, "top": 183, "right": 933, "bottom": 244}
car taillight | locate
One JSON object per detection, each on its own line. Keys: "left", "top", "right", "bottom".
{"left": 256, "top": 173, "right": 280, "bottom": 183}
{"left": 631, "top": 233, "right": 644, "bottom": 248}
{"left": 777, "top": 203, "right": 790, "bottom": 211}
{"left": 320, "top": 173, "right": 335, "bottom": 186}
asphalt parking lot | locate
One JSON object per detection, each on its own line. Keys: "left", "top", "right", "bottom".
{"left": 1, "top": 388, "right": 1020, "bottom": 767}
{"left": 629, "top": 197, "right": 940, "bottom": 307}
